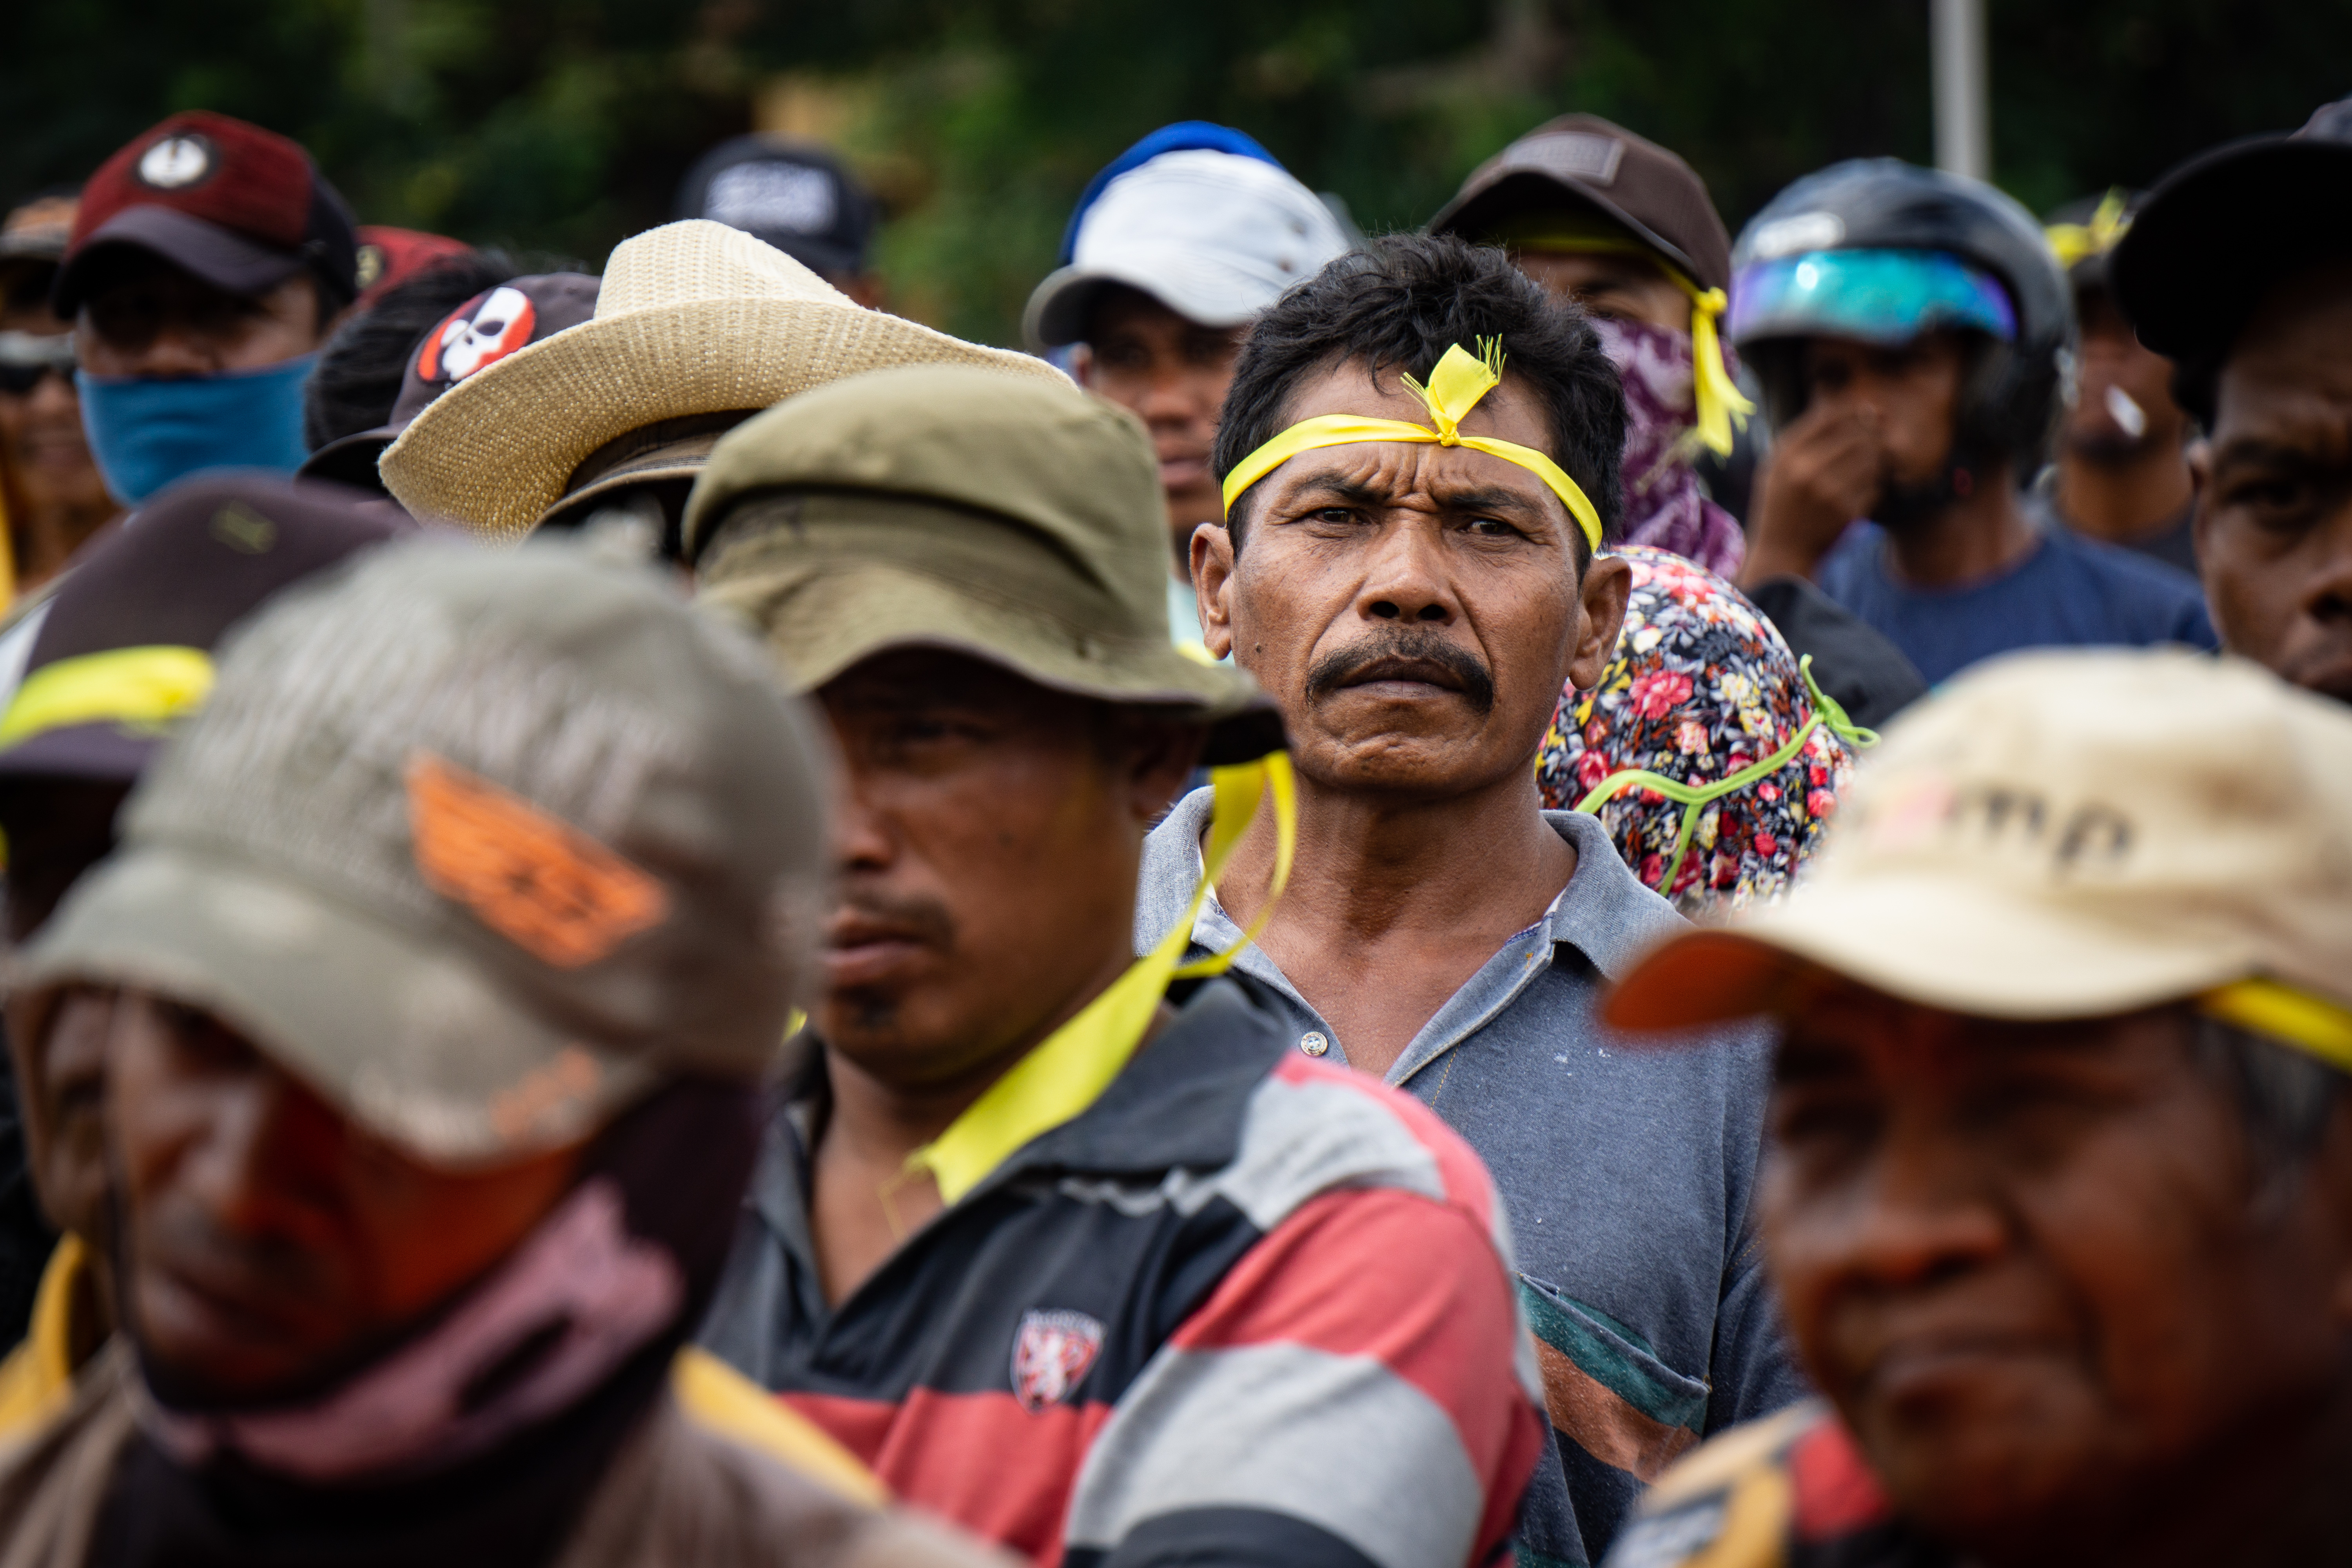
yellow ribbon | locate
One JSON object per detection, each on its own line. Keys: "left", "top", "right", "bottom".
{"left": 1490, "top": 221, "right": 1756, "bottom": 460}
{"left": 1218, "top": 339, "right": 1604, "bottom": 552}
{"left": 0, "top": 645, "right": 215, "bottom": 749}
{"left": 2045, "top": 189, "right": 2132, "bottom": 271}
{"left": 900, "top": 750, "right": 1297, "bottom": 1205}
{"left": 2198, "top": 978, "right": 2352, "bottom": 1076}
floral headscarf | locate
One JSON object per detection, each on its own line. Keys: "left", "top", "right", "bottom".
{"left": 1590, "top": 316, "right": 1748, "bottom": 579}
{"left": 1537, "top": 546, "right": 1873, "bottom": 913}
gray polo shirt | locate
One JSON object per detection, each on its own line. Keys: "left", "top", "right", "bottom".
{"left": 1137, "top": 792, "right": 1807, "bottom": 1568}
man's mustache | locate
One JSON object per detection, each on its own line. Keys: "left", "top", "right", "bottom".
{"left": 1305, "top": 629, "right": 1496, "bottom": 715}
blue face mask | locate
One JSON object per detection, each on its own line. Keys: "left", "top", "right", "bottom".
{"left": 78, "top": 354, "right": 319, "bottom": 505}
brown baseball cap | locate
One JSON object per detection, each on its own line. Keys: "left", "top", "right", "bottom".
{"left": 1603, "top": 648, "right": 2352, "bottom": 1065}
{"left": 15, "top": 538, "right": 831, "bottom": 1167}
{"left": 1430, "top": 114, "right": 1732, "bottom": 291}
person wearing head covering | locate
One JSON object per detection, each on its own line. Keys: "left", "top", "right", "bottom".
{"left": 53, "top": 113, "right": 363, "bottom": 506}
{"left": 1432, "top": 114, "right": 1755, "bottom": 578}
{"left": 1732, "top": 160, "right": 2214, "bottom": 686}
{"left": 1537, "top": 546, "right": 1871, "bottom": 914}
{"left": 1598, "top": 648, "right": 2352, "bottom": 1568}
{"left": 688, "top": 363, "right": 1541, "bottom": 1568}
{"left": 2042, "top": 191, "right": 2200, "bottom": 575}
{"left": 0, "top": 535, "right": 999, "bottom": 1568}
{"left": 2112, "top": 96, "right": 2352, "bottom": 709}
{"left": 380, "top": 219, "right": 1060, "bottom": 559}
{"left": 1142, "top": 231, "right": 1810, "bottom": 1567}
{"left": 0, "top": 474, "right": 413, "bottom": 1429}
{"left": 1025, "top": 124, "right": 1352, "bottom": 651}
{"left": 0, "top": 192, "right": 121, "bottom": 598}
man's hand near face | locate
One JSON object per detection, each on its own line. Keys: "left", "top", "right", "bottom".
{"left": 1743, "top": 401, "right": 1885, "bottom": 585}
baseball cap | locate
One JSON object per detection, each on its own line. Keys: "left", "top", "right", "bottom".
{"left": 0, "top": 194, "right": 75, "bottom": 314}
{"left": 676, "top": 136, "right": 877, "bottom": 278}
{"left": 16, "top": 537, "right": 831, "bottom": 1166}
{"left": 1430, "top": 114, "right": 1733, "bottom": 292}
{"left": 301, "top": 273, "right": 601, "bottom": 490}
{"left": 0, "top": 474, "right": 412, "bottom": 784}
{"left": 1602, "top": 648, "right": 2352, "bottom": 1064}
{"left": 1024, "top": 147, "right": 1352, "bottom": 350}
{"left": 354, "top": 225, "right": 475, "bottom": 309}
{"left": 2112, "top": 96, "right": 2352, "bottom": 422}
{"left": 687, "top": 362, "right": 1282, "bottom": 764}
{"left": 52, "top": 111, "right": 360, "bottom": 316}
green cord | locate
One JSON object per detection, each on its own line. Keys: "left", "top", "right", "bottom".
{"left": 1571, "top": 656, "right": 1879, "bottom": 894}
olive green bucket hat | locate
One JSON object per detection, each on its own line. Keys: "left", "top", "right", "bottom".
{"left": 684, "top": 363, "right": 1282, "bottom": 762}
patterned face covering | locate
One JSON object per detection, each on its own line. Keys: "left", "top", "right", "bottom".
{"left": 1587, "top": 316, "right": 1748, "bottom": 579}
{"left": 1537, "top": 546, "right": 1870, "bottom": 913}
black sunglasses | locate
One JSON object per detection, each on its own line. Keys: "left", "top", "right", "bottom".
{"left": 0, "top": 332, "right": 77, "bottom": 396}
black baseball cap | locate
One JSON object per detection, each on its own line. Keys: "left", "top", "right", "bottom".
{"left": 0, "top": 474, "right": 412, "bottom": 783}
{"left": 1429, "top": 113, "right": 1732, "bottom": 291}
{"left": 675, "top": 136, "right": 877, "bottom": 278}
{"left": 2112, "top": 96, "right": 2352, "bottom": 423}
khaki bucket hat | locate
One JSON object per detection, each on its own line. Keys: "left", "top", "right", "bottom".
{"left": 13, "top": 538, "right": 831, "bottom": 1167}
{"left": 378, "top": 219, "right": 1068, "bottom": 541}
{"left": 688, "top": 363, "right": 1281, "bottom": 762}
{"left": 1604, "top": 648, "right": 2352, "bottom": 1058}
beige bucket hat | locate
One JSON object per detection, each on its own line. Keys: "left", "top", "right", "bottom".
{"left": 1603, "top": 647, "right": 2352, "bottom": 1046}
{"left": 378, "top": 219, "right": 1067, "bottom": 541}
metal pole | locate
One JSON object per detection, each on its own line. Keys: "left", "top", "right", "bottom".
{"left": 1932, "top": 0, "right": 1991, "bottom": 182}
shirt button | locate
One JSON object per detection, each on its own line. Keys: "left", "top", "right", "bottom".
{"left": 1299, "top": 1031, "right": 1330, "bottom": 1057}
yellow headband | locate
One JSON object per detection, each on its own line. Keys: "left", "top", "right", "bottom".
{"left": 0, "top": 645, "right": 216, "bottom": 750}
{"left": 1218, "top": 339, "right": 1605, "bottom": 553}
{"left": 1494, "top": 222, "right": 1757, "bottom": 461}
{"left": 2199, "top": 978, "right": 2352, "bottom": 1076}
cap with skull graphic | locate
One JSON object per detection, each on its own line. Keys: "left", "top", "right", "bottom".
{"left": 300, "top": 272, "right": 601, "bottom": 494}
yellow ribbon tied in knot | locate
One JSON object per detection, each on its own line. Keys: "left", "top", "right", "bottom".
{"left": 1219, "top": 339, "right": 1604, "bottom": 553}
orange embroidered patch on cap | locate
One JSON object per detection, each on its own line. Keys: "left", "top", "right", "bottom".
{"left": 407, "top": 751, "right": 669, "bottom": 966}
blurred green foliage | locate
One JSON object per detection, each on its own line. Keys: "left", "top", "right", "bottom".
{"left": 5, "top": 1, "right": 2347, "bottom": 345}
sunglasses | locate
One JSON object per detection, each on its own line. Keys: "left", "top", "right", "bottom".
{"left": 0, "top": 332, "right": 78, "bottom": 396}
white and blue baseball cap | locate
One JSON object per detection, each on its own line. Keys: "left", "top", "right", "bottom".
{"left": 1024, "top": 124, "right": 1352, "bottom": 350}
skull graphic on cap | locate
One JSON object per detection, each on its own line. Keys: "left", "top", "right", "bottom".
{"left": 418, "top": 287, "right": 539, "bottom": 385}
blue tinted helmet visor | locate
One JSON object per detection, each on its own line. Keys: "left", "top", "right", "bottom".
{"left": 1728, "top": 249, "right": 2018, "bottom": 348}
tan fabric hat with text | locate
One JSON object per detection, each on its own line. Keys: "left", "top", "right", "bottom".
{"left": 1605, "top": 648, "right": 2352, "bottom": 1034}
{"left": 379, "top": 219, "right": 1067, "bottom": 541}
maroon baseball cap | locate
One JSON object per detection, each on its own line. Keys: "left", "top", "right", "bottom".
{"left": 1430, "top": 114, "right": 1733, "bottom": 291}
{"left": 354, "top": 225, "right": 476, "bottom": 310}
{"left": 0, "top": 474, "right": 413, "bottom": 783}
{"left": 300, "top": 273, "right": 601, "bottom": 491}
{"left": 52, "top": 111, "right": 360, "bottom": 316}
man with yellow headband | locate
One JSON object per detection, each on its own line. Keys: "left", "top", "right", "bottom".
{"left": 688, "top": 364, "right": 1544, "bottom": 1568}
{"left": 0, "top": 474, "right": 408, "bottom": 1431}
{"left": 1598, "top": 647, "right": 2352, "bottom": 1568}
{"left": 1144, "top": 233, "right": 1809, "bottom": 1568}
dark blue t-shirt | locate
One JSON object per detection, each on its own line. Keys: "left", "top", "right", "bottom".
{"left": 1816, "top": 516, "right": 2217, "bottom": 686}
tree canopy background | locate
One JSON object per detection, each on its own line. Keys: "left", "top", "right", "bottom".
{"left": 6, "top": 0, "right": 2345, "bottom": 345}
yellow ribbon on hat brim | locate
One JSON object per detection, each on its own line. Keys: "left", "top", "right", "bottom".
{"left": 0, "top": 645, "right": 215, "bottom": 750}
{"left": 1218, "top": 340, "right": 1604, "bottom": 553}
{"left": 2199, "top": 978, "right": 2352, "bottom": 1077}
{"left": 1495, "top": 223, "right": 1757, "bottom": 461}
{"left": 898, "top": 751, "right": 1296, "bottom": 1207}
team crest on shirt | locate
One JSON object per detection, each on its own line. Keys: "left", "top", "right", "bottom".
{"left": 416, "top": 286, "right": 537, "bottom": 385}
{"left": 1011, "top": 1308, "right": 1104, "bottom": 1414}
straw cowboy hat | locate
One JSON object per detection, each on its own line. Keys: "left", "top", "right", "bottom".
{"left": 379, "top": 219, "right": 1067, "bottom": 540}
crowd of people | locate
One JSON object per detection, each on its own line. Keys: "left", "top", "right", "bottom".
{"left": 0, "top": 80, "right": 2343, "bottom": 1568}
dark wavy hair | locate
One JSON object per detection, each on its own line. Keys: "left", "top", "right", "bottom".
{"left": 1212, "top": 232, "right": 1624, "bottom": 566}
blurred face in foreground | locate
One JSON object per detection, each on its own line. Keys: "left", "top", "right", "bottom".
{"left": 2197, "top": 260, "right": 2352, "bottom": 706}
{"left": 1077, "top": 285, "right": 1246, "bottom": 548}
{"left": 1195, "top": 358, "right": 1627, "bottom": 800}
{"left": 1762, "top": 979, "right": 2352, "bottom": 1564}
{"left": 109, "top": 995, "right": 579, "bottom": 1403}
{"left": 814, "top": 650, "right": 1199, "bottom": 1095}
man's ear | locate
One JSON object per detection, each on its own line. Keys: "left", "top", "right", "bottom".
{"left": 1071, "top": 343, "right": 1096, "bottom": 390}
{"left": 1567, "top": 554, "right": 1633, "bottom": 691}
{"left": 1192, "top": 522, "right": 1237, "bottom": 662}
{"left": 2187, "top": 436, "right": 2214, "bottom": 563}
{"left": 1117, "top": 716, "right": 1209, "bottom": 826}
